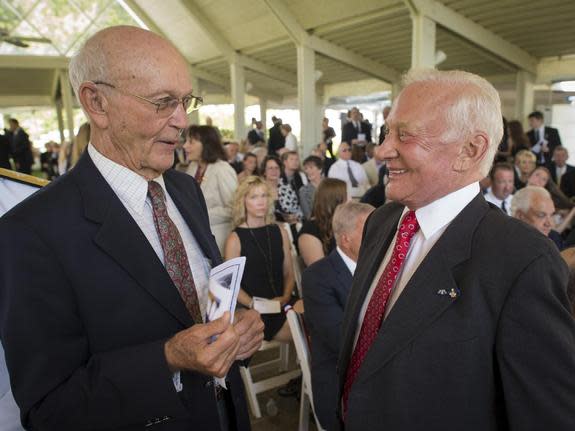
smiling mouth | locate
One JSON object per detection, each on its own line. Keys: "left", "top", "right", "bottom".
{"left": 388, "top": 168, "right": 407, "bottom": 178}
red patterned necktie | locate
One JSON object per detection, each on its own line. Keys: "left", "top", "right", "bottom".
{"left": 148, "top": 181, "right": 204, "bottom": 324}
{"left": 342, "top": 210, "right": 420, "bottom": 416}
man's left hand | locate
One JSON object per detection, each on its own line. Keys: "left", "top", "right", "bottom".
{"left": 234, "top": 309, "right": 265, "bottom": 360}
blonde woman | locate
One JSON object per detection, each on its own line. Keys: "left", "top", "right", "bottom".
{"left": 224, "top": 176, "right": 299, "bottom": 341}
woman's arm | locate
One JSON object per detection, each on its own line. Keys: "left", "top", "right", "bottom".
{"left": 223, "top": 231, "right": 252, "bottom": 307}
{"left": 298, "top": 233, "right": 325, "bottom": 267}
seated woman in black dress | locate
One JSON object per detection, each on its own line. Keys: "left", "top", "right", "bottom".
{"left": 224, "top": 175, "right": 300, "bottom": 342}
{"left": 298, "top": 178, "right": 347, "bottom": 267}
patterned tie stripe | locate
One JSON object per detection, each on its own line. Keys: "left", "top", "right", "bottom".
{"left": 342, "top": 210, "right": 420, "bottom": 417}
{"left": 148, "top": 181, "right": 203, "bottom": 324}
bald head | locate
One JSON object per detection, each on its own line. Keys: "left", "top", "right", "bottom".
{"left": 69, "top": 26, "right": 194, "bottom": 180}
{"left": 69, "top": 26, "right": 188, "bottom": 101}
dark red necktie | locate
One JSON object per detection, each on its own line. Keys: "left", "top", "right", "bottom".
{"left": 342, "top": 210, "right": 420, "bottom": 416}
{"left": 148, "top": 181, "right": 203, "bottom": 323}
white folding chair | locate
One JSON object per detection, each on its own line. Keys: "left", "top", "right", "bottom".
{"left": 239, "top": 340, "right": 301, "bottom": 418}
{"left": 282, "top": 222, "right": 305, "bottom": 298}
{"left": 286, "top": 307, "right": 325, "bottom": 431}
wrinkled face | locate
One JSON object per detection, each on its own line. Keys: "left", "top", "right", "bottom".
{"left": 285, "top": 154, "right": 300, "bottom": 171}
{"left": 304, "top": 162, "right": 321, "bottom": 182}
{"left": 375, "top": 83, "right": 466, "bottom": 209}
{"left": 243, "top": 155, "right": 257, "bottom": 173}
{"left": 245, "top": 185, "right": 269, "bottom": 219}
{"left": 492, "top": 169, "right": 514, "bottom": 200}
{"left": 554, "top": 149, "right": 568, "bottom": 167}
{"left": 183, "top": 137, "right": 203, "bottom": 162}
{"left": 339, "top": 142, "right": 352, "bottom": 161}
{"left": 520, "top": 194, "right": 555, "bottom": 236}
{"left": 517, "top": 156, "right": 536, "bottom": 176}
{"left": 101, "top": 43, "right": 192, "bottom": 178}
{"left": 264, "top": 159, "right": 281, "bottom": 181}
{"left": 527, "top": 168, "right": 549, "bottom": 188}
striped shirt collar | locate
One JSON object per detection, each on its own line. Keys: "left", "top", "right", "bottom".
{"left": 88, "top": 143, "right": 166, "bottom": 216}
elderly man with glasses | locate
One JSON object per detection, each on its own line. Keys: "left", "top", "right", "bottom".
{"left": 0, "top": 26, "right": 263, "bottom": 431}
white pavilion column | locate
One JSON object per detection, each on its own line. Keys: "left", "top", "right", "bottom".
{"left": 259, "top": 97, "right": 267, "bottom": 130}
{"left": 297, "top": 43, "right": 316, "bottom": 157}
{"left": 59, "top": 70, "right": 75, "bottom": 145}
{"left": 55, "top": 98, "right": 66, "bottom": 145}
{"left": 189, "top": 75, "right": 200, "bottom": 126}
{"left": 230, "top": 60, "right": 246, "bottom": 141}
{"left": 515, "top": 70, "right": 535, "bottom": 127}
{"left": 410, "top": 13, "right": 436, "bottom": 68}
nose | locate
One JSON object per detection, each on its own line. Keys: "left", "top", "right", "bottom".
{"left": 170, "top": 101, "right": 189, "bottom": 130}
{"left": 376, "top": 131, "right": 398, "bottom": 162}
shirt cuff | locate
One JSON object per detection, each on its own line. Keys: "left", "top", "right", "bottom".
{"left": 172, "top": 371, "right": 183, "bottom": 392}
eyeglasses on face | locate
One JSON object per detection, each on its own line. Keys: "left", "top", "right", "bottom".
{"left": 93, "top": 81, "right": 203, "bottom": 116}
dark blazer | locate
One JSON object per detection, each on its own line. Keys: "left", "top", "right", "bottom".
{"left": 560, "top": 168, "right": 575, "bottom": 198}
{"left": 337, "top": 194, "right": 575, "bottom": 430}
{"left": 0, "top": 152, "right": 250, "bottom": 431}
{"left": 527, "top": 126, "right": 562, "bottom": 163}
{"left": 547, "top": 162, "right": 575, "bottom": 185}
{"left": 0, "top": 133, "right": 11, "bottom": 169}
{"left": 341, "top": 121, "right": 372, "bottom": 144}
{"left": 247, "top": 129, "right": 264, "bottom": 145}
{"left": 8, "top": 128, "right": 33, "bottom": 171}
{"left": 267, "top": 124, "right": 285, "bottom": 154}
{"left": 303, "top": 250, "right": 353, "bottom": 430}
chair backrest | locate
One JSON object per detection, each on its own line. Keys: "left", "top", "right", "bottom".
{"left": 285, "top": 308, "right": 313, "bottom": 405}
{"left": 282, "top": 222, "right": 304, "bottom": 298}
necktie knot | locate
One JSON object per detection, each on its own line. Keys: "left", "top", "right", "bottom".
{"left": 399, "top": 210, "right": 419, "bottom": 236}
{"left": 148, "top": 181, "right": 166, "bottom": 208}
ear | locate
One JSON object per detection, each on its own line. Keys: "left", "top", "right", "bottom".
{"left": 452, "top": 132, "right": 489, "bottom": 173}
{"left": 78, "top": 82, "right": 110, "bottom": 129}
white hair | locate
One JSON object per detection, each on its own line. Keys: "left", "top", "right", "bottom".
{"left": 402, "top": 69, "right": 503, "bottom": 176}
{"left": 68, "top": 34, "right": 109, "bottom": 105}
{"left": 511, "top": 186, "right": 551, "bottom": 217}
{"left": 332, "top": 202, "right": 374, "bottom": 244}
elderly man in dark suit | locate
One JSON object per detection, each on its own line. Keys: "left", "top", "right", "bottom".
{"left": 342, "top": 107, "right": 372, "bottom": 144}
{"left": 0, "top": 26, "right": 263, "bottom": 431}
{"left": 547, "top": 146, "right": 575, "bottom": 186}
{"left": 302, "top": 202, "right": 373, "bottom": 430}
{"left": 337, "top": 69, "right": 575, "bottom": 431}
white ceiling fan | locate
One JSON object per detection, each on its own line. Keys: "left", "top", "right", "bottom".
{"left": 0, "top": 28, "right": 51, "bottom": 48}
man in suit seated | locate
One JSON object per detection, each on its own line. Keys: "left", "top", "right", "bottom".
{"left": 483, "top": 162, "right": 514, "bottom": 215}
{"left": 549, "top": 146, "right": 575, "bottom": 186}
{"left": 302, "top": 201, "right": 374, "bottom": 430}
{"left": 0, "top": 26, "right": 264, "bottom": 431}
{"left": 338, "top": 69, "right": 575, "bottom": 430}
{"left": 328, "top": 141, "right": 370, "bottom": 199}
{"left": 527, "top": 110, "right": 562, "bottom": 165}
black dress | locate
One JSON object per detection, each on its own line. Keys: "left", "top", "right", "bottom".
{"left": 299, "top": 219, "right": 336, "bottom": 255}
{"left": 235, "top": 224, "right": 286, "bottom": 341}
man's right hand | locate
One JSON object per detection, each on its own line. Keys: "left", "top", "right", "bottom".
{"left": 164, "top": 312, "right": 240, "bottom": 378}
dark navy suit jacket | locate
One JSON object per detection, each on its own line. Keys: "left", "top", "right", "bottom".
{"left": 303, "top": 249, "right": 353, "bottom": 430}
{"left": 0, "top": 152, "right": 250, "bottom": 431}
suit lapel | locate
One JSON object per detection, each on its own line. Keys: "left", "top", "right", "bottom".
{"left": 355, "top": 194, "right": 490, "bottom": 383}
{"left": 73, "top": 153, "right": 194, "bottom": 327}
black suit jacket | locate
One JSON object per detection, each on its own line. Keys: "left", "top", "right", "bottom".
{"left": 527, "top": 126, "right": 562, "bottom": 163}
{"left": 267, "top": 124, "right": 285, "bottom": 154}
{"left": 547, "top": 162, "right": 575, "bottom": 185}
{"left": 337, "top": 194, "right": 575, "bottom": 430}
{"left": 303, "top": 250, "right": 353, "bottom": 430}
{"left": 247, "top": 129, "right": 264, "bottom": 145}
{"left": 0, "top": 152, "right": 250, "bottom": 431}
{"left": 341, "top": 121, "right": 372, "bottom": 144}
{"left": 0, "top": 133, "right": 11, "bottom": 169}
{"left": 560, "top": 168, "right": 575, "bottom": 198}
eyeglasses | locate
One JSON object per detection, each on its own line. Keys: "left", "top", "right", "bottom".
{"left": 93, "top": 81, "right": 203, "bottom": 117}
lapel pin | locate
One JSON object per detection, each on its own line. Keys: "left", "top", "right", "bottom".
{"left": 437, "top": 288, "right": 460, "bottom": 298}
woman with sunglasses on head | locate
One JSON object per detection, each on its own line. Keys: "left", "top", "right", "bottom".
{"left": 184, "top": 125, "right": 238, "bottom": 253}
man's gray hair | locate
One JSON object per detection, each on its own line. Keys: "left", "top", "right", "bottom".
{"left": 332, "top": 202, "right": 374, "bottom": 244}
{"left": 68, "top": 34, "right": 109, "bottom": 104}
{"left": 402, "top": 69, "right": 503, "bottom": 176}
{"left": 511, "top": 186, "right": 551, "bottom": 217}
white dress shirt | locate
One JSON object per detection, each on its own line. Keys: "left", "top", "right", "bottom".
{"left": 483, "top": 188, "right": 513, "bottom": 216}
{"left": 328, "top": 158, "right": 370, "bottom": 198}
{"left": 89, "top": 144, "right": 212, "bottom": 392}
{"left": 354, "top": 182, "right": 480, "bottom": 346}
{"left": 337, "top": 246, "right": 357, "bottom": 276}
